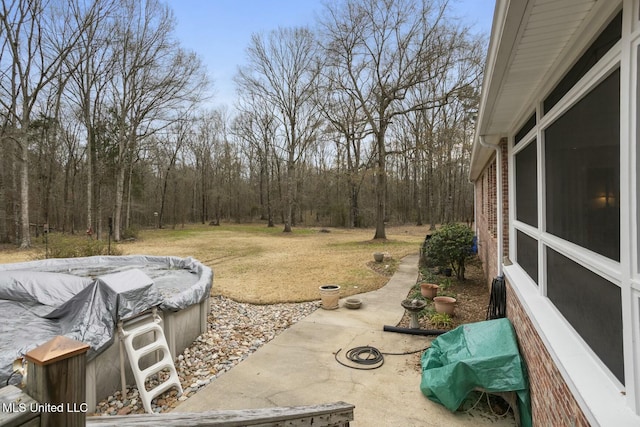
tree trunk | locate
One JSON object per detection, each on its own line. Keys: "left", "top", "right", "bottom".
{"left": 62, "top": 157, "right": 71, "bottom": 233}
{"left": 201, "top": 167, "right": 207, "bottom": 224}
{"left": 427, "top": 148, "right": 436, "bottom": 230}
{"left": 415, "top": 147, "right": 423, "bottom": 226}
{"left": 12, "top": 146, "right": 19, "bottom": 243}
{"left": 259, "top": 156, "right": 266, "bottom": 220}
{"left": 266, "top": 153, "right": 274, "bottom": 227}
{"left": 18, "top": 128, "right": 31, "bottom": 248}
{"left": 283, "top": 159, "right": 294, "bottom": 233}
{"left": 0, "top": 139, "right": 8, "bottom": 243}
{"left": 350, "top": 182, "right": 360, "bottom": 228}
{"left": 373, "top": 129, "right": 387, "bottom": 240}
{"left": 114, "top": 161, "right": 126, "bottom": 241}
{"left": 125, "top": 159, "right": 134, "bottom": 231}
{"left": 86, "top": 128, "right": 95, "bottom": 236}
{"left": 158, "top": 166, "right": 171, "bottom": 229}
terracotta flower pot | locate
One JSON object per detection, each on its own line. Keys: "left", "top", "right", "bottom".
{"left": 433, "top": 296, "right": 456, "bottom": 315}
{"left": 420, "top": 283, "right": 439, "bottom": 299}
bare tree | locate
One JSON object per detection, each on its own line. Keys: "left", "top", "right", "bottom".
{"left": 107, "top": 0, "right": 207, "bottom": 240}
{"left": 234, "top": 93, "right": 279, "bottom": 227}
{"left": 188, "top": 111, "right": 218, "bottom": 224}
{"left": 210, "top": 108, "right": 242, "bottom": 223}
{"left": 316, "top": 72, "right": 371, "bottom": 227}
{"left": 64, "top": 0, "right": 116, "bottom": 239}
{"left": 236, "top": 26, "right": 322, "bottom": 232}
{"left": 58, "top": 117, "right": 85, "bottom": 233}
{"left": 156, "top": 116, "right": 191, "bottom": 228}
{"left": 0, "top": 0, "right": 96, "bottom": 247}
{"left": 320, "top": 0, "right": 480, "bottom": 239}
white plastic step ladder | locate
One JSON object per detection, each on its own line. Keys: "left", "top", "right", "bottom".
{"left": 118, "top": 308, "right": 183, "bottom": 413}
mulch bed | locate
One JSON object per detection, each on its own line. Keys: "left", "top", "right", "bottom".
{"left": 398, "top": 256, "right": 490, "bottom": 331}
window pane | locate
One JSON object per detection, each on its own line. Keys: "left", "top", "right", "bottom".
{"left": 516, "top": 230, "right": 538, "bottom": 284}
{"left": 546, "top": 247, "right": 624, "bottom": 383}
{"left": 515, "top": 140, "right": 537, "bottom": 227}
{"left": 544, "top": 11, "right": 622, "bottom": 113}
{"left": 545, "top": 69, "right": 620, "bottom": 260}
{"left": 515, "top": 113, "right": 536, "bottom": 147}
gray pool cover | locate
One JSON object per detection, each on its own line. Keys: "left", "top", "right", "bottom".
{"left": 0, "top": 255, "right": 212, "bottom": 386}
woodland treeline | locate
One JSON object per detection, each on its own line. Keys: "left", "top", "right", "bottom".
{"left": 0, "top": 0, "right": 485, "bottom": 247}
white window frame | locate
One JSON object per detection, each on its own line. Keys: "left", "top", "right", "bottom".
{"left": 506, "top": 2, "right": 640, "bottom": 423}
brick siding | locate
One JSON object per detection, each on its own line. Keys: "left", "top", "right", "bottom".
{"left": 506, "top": 280, "right": 591, "bottom": 427}
{"left": 476, "top": 140, "right": 509, "bottom": 290}
{"left": 475, "top": 139, "right": 589, "bottom": 426}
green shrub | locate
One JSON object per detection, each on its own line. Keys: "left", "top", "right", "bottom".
{"left": 419, "top": 267, "right": 438, "bottom": 284}
{"left": 408, "top": 283, "right": 427, "bottom": 301}
{"left": 39, "top": 233, "right": 122, "bottom": 259}
{"left": 430, "top": 312, "right": 452, "bottom": 329}
{"left": 424, "top": 223, "right": 474, "bottom": 280}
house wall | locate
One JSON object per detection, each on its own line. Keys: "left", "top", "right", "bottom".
{"left": 506, "top": 279, "right": 590, "bottom": 427}
{"left": 475, "top": 140, "right": 509, "bottom": 290}
{"left": 471, "top": 1, "right": 640, "bottom": 424}
{"left": 475, "top": 175, "right": 498, "bottom": 289}
{"left": 474, "top": 140, "right": 592, "bottom": 425}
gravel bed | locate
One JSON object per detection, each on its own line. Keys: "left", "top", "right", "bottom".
{"left": 92, "top": 295, "right": 320, "bottom": 416}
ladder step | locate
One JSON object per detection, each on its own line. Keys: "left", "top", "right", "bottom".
{"left": 122, "top": 321, "right": 163, "bottom": 337}
{"left": 132, "top": 340, "right": 165, "bottom": 360}
{"left": 118, "top": 310, "right": 183, "bottom": 414}
{"left": 140, "top": 361, "right": 172, "bottom": 380}
{"left": 123, "top": 313, "right": 155, "bottom": 330}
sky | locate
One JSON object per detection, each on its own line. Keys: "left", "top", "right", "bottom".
{"left": 164, "top": 0, "right": 497, "bottom": 110}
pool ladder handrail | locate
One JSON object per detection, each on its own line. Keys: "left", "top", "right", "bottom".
{"left": 118, "top": 308, "right": 183, "bottom": 414}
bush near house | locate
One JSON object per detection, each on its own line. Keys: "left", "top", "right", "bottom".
{"left": 424, "top": 223, "right": 474, "bottom": 280}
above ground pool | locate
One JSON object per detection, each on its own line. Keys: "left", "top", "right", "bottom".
{"left": 0, "top": 255, "right": 213, "bottom": 410}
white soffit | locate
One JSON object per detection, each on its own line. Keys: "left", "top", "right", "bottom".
{"left": 486, "top": 0, "right": 597, "bottom": 134}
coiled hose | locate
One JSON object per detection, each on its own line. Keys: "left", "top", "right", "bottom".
{"left": 334, "top": 345, "right": 429, "bottom": 370}
{"left": 486, "top": 275, "right": 506, "bottom": 320}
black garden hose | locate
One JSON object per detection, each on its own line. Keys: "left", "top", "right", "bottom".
{"left": 382, "top": 325, "right": 447, "bottom": 336}
{"left": 334, "top": 345, "right": 429, "bottom": 370}
{"left": 486, "top": 275, "right": 507, "bottom": 320}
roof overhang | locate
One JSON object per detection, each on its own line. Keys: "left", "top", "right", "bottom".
{"left": 469, "top": 0, "right": 611, "bottom": 181}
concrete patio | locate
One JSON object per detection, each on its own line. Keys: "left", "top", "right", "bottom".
{"left": 174, "top": 254, "right": 517, "bottom": 426}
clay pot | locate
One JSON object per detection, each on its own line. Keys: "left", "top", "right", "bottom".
{"left": 433, "top": 296, "right": 456, "bottom": 315}
{"left": 373, "top": 252, "right": 384, "bottom": 263}
{"left": 319, "top": 285, "right": 341, "bottom": 310}
{"left": 420, "top": 283, "right": 439, "bottom": 299}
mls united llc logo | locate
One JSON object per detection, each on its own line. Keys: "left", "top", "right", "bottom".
{"left": 2, "top": 402, "right": 88, "bottom": 413}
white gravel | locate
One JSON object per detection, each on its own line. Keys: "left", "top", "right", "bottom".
{"left": 92, "top": 295, "right": 320, "bottom": 416}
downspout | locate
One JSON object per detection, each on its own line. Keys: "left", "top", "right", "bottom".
{"left": 478, "top": 135, "right": 503, "bottom": 277}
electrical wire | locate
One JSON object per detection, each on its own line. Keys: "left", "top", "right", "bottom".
{"left": 334, "top": 345, "right": 429, "bottom": 370}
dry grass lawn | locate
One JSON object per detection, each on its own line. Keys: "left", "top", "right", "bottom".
{"left": 0, "top": 223, "right": 427, "bottom": 304}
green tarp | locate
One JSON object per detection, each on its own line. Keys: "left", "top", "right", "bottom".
{"left": 420, "top": 318, "right": 532, "bottom": 427}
